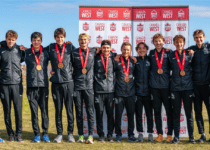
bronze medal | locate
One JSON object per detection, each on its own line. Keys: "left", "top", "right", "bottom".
{"left": 58, "top": 63, "right": 64, "bottom": 68}
{"left": 124, "top": 77, "right": 129, "bottom": 82}
{"left": 157, "top": 68, "right": 163, "bottom": 74}
{"left": 36, "top": 65, "right": 42, "bottom": 71}
{"left": 82, "top": 68, "right": 87, "bottom": 74}
{"left": 180, "top": 70, "right": 185, "bottom": 76}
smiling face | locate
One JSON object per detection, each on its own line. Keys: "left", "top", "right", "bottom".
{"left": 121, "top": 45, "right": 131, "bottom": 58}
{"left": 31, "top": 37, "right": 42, "bottom": 50}
{"left": 194, "top": 33, "right": 205, "bottom": 47}
{"left": 153, "top": 37, "right": 164, "bottom": 50}
{"left": 6, "top": 37, "right": 17, "bottom": 48}
{"left": 174, "top": 38, "right": 185, "bottom": 51}
{"left": 78, "top": 36, "right": 89, "bottom": 49}
{"left": 101, "top": 45, "right": 111, "bottom": 57}
{"left": 55, "top": 34, "right": 66, "bottom": 46}
{"left": 137, "top": 44, "right": 148, "bottom": 57}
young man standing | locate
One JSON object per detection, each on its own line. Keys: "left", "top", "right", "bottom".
{"left": 25, "top": 32, "right": 50, "bottom": 143}
{"left": 0, "top": 30, "right": 25, "bottom": 142}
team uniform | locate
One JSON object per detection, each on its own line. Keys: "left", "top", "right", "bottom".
{"left": 0, "top": 41, "right": 24, "bottom": 141}
{"left": 168, "top": 50, "right": 194, "bottom": 141}
{"left": 25, "top": 45, "right": 50, "bottom": 142}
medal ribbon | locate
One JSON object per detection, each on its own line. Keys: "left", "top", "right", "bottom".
{"left": 55, "top": 43, "right": 66, "bottom": 63}
{"left": 155, "top": 48, "right": 165, "bottom": 69}
{"left": 31, "top": 46, "right": 43, "bottom": 65}
{"left": 120, "top": 56, "right": 130, "bottom": 77}
{"left": 100, "top": 53, "right": 109, "bottom": 75}
{"left": 175, "top": 50, "right": 186, "bottom": 71}
{"left": 79, "top": 47, "right": 89, "bottom": 69}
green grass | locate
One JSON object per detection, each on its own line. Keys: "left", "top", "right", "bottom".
{"left": 0, "top": 84, "right": 210, "bottom": 150}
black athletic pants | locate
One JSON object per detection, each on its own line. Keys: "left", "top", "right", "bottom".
{"left": 171, "top": 90, "right": 194, "bottom": 138}
{"left": 135, "top": 96, "right": 153, "bottom": 133}
{"left": 0, "top": 84, "right": 23, "bottom": 136}
{"left": 94, "top": 93, "right": 114, "bottom": 137}
{"left": 74, "top": 89, "right": 94, "bottom": 136}
{"left": 151, "top": 88, "right": 173, "bottom": 135}
{"left": 115, "top": 95, "right": 135, "bottom": 137}
{"left": 51, "top": 82, "right": 74, "bottom": 135}
{"left": 27, "top": 87, "right": 49, "bottom": 136}
{"left": 194, "top": 84, "right": 210, "bottom": 134}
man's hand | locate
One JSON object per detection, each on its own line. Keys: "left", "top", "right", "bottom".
{"left": 95, "top": 47, "right": 101, "bottom": 54}
{"left": 50, "top": 70, "right": 55, "bottom": 77}
{"left": 114, "top": 54, "right": 121, "bottom": 62}
{"left": 130, "top": 56, "right": 137, "bottom": 63}
{"left": 166, "top": 48, "right": 171, "bottom": 52}
{"left": 66, "top": 41, "right": 72, "bottom": 44}
{"left": 20, "top": 45, "right": 27, "bottom": 51}
{"left": 188, "top": 49, "right": 194, "bottom": 55}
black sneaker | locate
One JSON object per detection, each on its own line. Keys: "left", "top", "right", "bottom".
{"left": 16, "top": 136, "right": 24, "bottom": 143}
{"left": 189, "top": 136, "right": 196, "bottom": 144}
{"left": 128, "top": 135, "right": 137, "bottom": 142}
{"left": 99, "top": 136, "right": 105, "bottom": 143}
{"left": 171, "top": 137, "right": 179, "bottom": 144}
{"left": 115, "top": 136, "right": 122, "bottom": 143}
{"left": 198, "top": 135, "right": 206, "bottom": 143}
{"left": 8, "top": 135, "right": 14, "bottom": 142}
{"left": 107, "top": 134, "right": 113, "bottom": 142}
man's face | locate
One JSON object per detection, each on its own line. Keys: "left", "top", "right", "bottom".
{"left": 55, "top": 34, "right": 65, "bottom": 46}
{"left": 78, "top": 36, "right": 89, "bottom": 48}
{"left": 153, "top": 37, "right": 164, "bottom": 50}
{"left": 194, "top": 33, "right": 205, "bottom": 46}
{"left": 137, "top": 44, "right": 148, "bottom": 57}
{"left": 101, "top": 45, "right": 111, "bottom": 56}
{"left": 173, "top": 38, "right": 185, "bottom": 51}
{"left": 31, "top": 37, "right": 42, "bottom": 49}
{"left": 121, "top": 45, "right": 131, "bottom": 58}
{"left": 6, "top": 37, "right": 16, "bottom": 48}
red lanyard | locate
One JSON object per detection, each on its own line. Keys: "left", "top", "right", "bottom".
{"left": 31, "top": 46, "right": 43, "bottom": 65}
{"left": 175, "top": 50, "right": 186, "bottom": 71}
{"left": 55, "top": 43, "right": 66, "bottom": 63}
{"left": 79, "top": 47, "right": 89, "bottom": 69}
{"left": 155, "top": 48, "right": 165, "bottom": 69}
{"left": 120, "top": 56, "right": 130, "bottom": 77}
{"left": 100, "top": 53, "right": 109, "bottom": 74}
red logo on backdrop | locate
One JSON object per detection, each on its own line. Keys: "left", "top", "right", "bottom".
{"left": 136, "top": 10, "right": 146, "bottom": 19}
{"left": 82, "top": 10, "right": 91, "bottom": 18}
{"left": 121, "top": 126, "right": 128, "bottom": 134}
{"left": 164, "top": 36, "right": 172, "bottom": 44}
{"left": 180, "top": 126, "right": 187, "bottom": 134}
{"left": 150, "top": 23, "right": 159, "bottom": 31}
{"left": 94, "top": 126, "right": 97, "bottom": 134}
{"left": 122, "top": 23, "right": 131, "bottom": 31}
{"left": 110, "top": 23, "right": 116, "bottom": 31}
{"left": 178, "top": 9, "right": 185, "bottom": 19}
{"left": 165, "top": 127, "right": 168, "bottom": 134}
{"left": 165, "top": 23, "right": 171, "bottom": 31}
{"left": 176, "top": 23, "right": 187, "bottom": 31}
{"left": 151, "top": 10, "right": 157, "bottom": 19}
{"left": 151, "top": 37, "right": 154, "bottom": 44}
{"left": 136, "top": 36, "right": 145, "bottom": 44}
{"left": 83, "top": 22, "right": 89, "bottom": 31}
{"left": 153, "top": 114, "right": 155, "bottom": 122}
{"left": 111, "top": 48, "right": 116, "bottom": 53}
{"left": 108, "top": 10, "right": 118, "bottom": 18}
{"left": 97, "top": 35, "right": 102, "bottom": 44}
{"left": 142, "top": 113, "right": 145, "bottom": 121}
{"left": 137, "top": 23, "right": 143, "bottom": 32}
{"left": 153, "top": 126, "right": 157, "bottom": 134}
{"left": 83, "top": 101, "right": 86, "bottom": 108}
{"left": 95, "top": 23, "right": 105, "bottom": 31}
{"left": 123, "top": 36, "right": 129, "bottom": 43}
{"left": 83, "top": 113, "right": 87, "bottom": 121}
{"left": 181, "top": 101, "right": 184, "bottom": 109}
{"left": 163, "top": 114, "right": 167, "bottom": 121}
{"left": 97, "top": 9, "right": 103, "bottom": 18}
{"left": 123, "top": 9, "right": 131, "bottom": 19}
{"left": 89, "top": 36, "right": 91, "bottom": 43}
{"left": 108, "top": 36, "right": 118, "bottom": 44}
{"left": 163, "top": 10, "right": 173, "bottom": 19}
{"left": 180, "top": 113, "right": 184, "bottom": 122}
{"left": 123, "top": 113, "right": 128, "bottom": 121}
{"left": 83, "top": 126, "right": 88, "bottom": 134}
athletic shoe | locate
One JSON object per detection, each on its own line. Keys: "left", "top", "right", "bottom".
{"left": 8, "top": 135, "right": 14, "bottom": 142}
{"left": 68, "top": 134, "right": 75, "bottom": 142}
{"left": 42, "top": 135, "right": 50, "bottom": 143}
{"left": 32, "top": 136, "right": 40, "bottom": 143}
{"left": 198, "top": 135, "right": 206, "bottom": 143}
{"left": 53, "top": 135, "right": 63, "bottom": 143}
{"left": 0, "top": 138, "right": 5, "bottom": 143}
{"left": 77, "top": 135, "right": 85, "bottom": 143}
{"left": 86, "top": 136, "right": 94, "bottom": 144}
{"left": 171, "top": 137, "right": 179, "bottom": 144}
{"left": 115, "top": 136, "right": 122, "bottom": 143}
{"left": 164, "top": 135, "right": 172, "bottom": 142}
{"left": 16, "top": 136, "right": 24, "bottom": 143}
{"left": 137, "top": 133, "right": 143, "bottom": 142}
{"left": 148, "top": 133, "right": 153, "bottom": 141}
{"left": 154, "top": 134, "right": 163, "bottom": 142}
{"left": 189, "top": 136, "right": 196, "bottom": 144}
{"left": 99, "top": 136, "right": 105, "bottom": 143}
{"left": 107, "top": 134, "right": 114, "bottom": 142}
{"left": 128, "top": 135, "right": 137, "bottom": 142}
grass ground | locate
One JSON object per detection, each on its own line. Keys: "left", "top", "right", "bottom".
{"left": 0, "top": 84, "right": 210, "bottom": 150}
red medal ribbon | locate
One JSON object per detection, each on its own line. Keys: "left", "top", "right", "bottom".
{"left": 175, "top": 50, "right": 186, "bottom": 71}
{"left": 79, "top": 47, "right": 89, "bottom": 69}
{"left": 120, "top": 56, "right": 130, "bottom": 77}
{"left": 155, "top": 48, "right": 165, "bottom": 69}
{"left": 31, "top": 46, "right": 43, "bottom": 65}
{"left": 100, "top": 53, "right": 109, "bottom": 75}
{"left": 55, "top": 43, "right": 66, "bottom": 63}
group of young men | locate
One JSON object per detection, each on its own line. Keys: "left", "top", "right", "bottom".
{"left": 0, "top": 28, "right": 209, "bottom": 145}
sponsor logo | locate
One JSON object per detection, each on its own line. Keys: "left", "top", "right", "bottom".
{"left": 164, "top": 127, "right": 168, "bottom": 134}
{"left": 123, "top": 113, "right": 128, "bottom": 121}
{"left": 136, "top": 36, "right": 145, "bottom": 44}
{"left": 181, "top": 101, "right": 184, "bottom": 109}
{"left": 110, "top": 23, "right": 116, "bottom": 31}
{"left": 122, "top": 23, "right": 131, "bottom": 31}
{"left": 180, "top": 126, "right": 187, "bottom": 134}
{"left": 164, "top": 36, "right": 172, "bottom": 44}
{"left": 153, "top": 126, "right": 157, "bottom": 134}
{"left": 96, "top": 35, "right": 103, "bottom": 44}
{"left": 178, "top": 9, "right": 185, "bottom": 19}
{"left": 96, "top": 9, "right": 103, "bottom": 18}
{"left": 137, "top": 23, "right": 143, "bottom": 32}
{"left": 180, "top": 113, "right": 184, "bottom": 122}
{"left": 121, "top": 126, "right": 128, "bottom": 134}
{"left": 165, "top": 23, "right": 171, "bottom": 31}
{"left": 163, "top": 10, "right": 173, "bottom": 19}
{"left": 108, "top": 10, "right": 118, "bottom": 18}
{"left": 151, "top": 10, "right": 157, "bottom": 19}
{"left": 82, "top": 10, "right": 91, "bottom": 18}
{"left": 95, "top": 23, "right": 105, "bottom": 31}
{"left": 176, "top": 23, "right": 187, "bottom": 31}
{"left": 83, "top": 22, "right": 89, "bottom": 31}
{"left": 83, "top": 113, "right": 87, "bottom": 121}
{"left": 83, "top": 126, "right": 88, "bottom": 134}
{"left": 108, "top": 36, "right": 118, "bottom": 44}
{"left": 111, "top": 48, "right": 116, "bottom": 53}
{"left": 123, "top": 9, "right": 131, "bottom": 19}
{"left": 163, "top": 113, "right": 167, "bottom": 121}
{"left": 142, "top": 113, "right": 145, "bottom": 121}
{"left": 149, "top": 23, "right": 159, "bottom": 31}
{"left": 123, "top": 36, "right": 129, "bottom": 43}
{"left": 136, "top": 10, "right": 146, "bottom": 19}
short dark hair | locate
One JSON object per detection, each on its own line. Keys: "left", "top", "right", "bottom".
{"left": 54, "top": 28, "right": 66, "bottom": 38}
{"left": 193, "top": 29, "right": 205, "bottom": 37}
{"left": 173, "top": 35, "right": 185, "bottom": 43}
{"left": 101, "top": 40, "right": 111, "bottom": 47}
{"left": 6, "top": 30, "right": 18, "bottom": 39}
{"left": 135, "top": 42, "right": 149, "bottom": 51}
{"left": 31, "top": 32, "right": 42, "bottom": 41}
